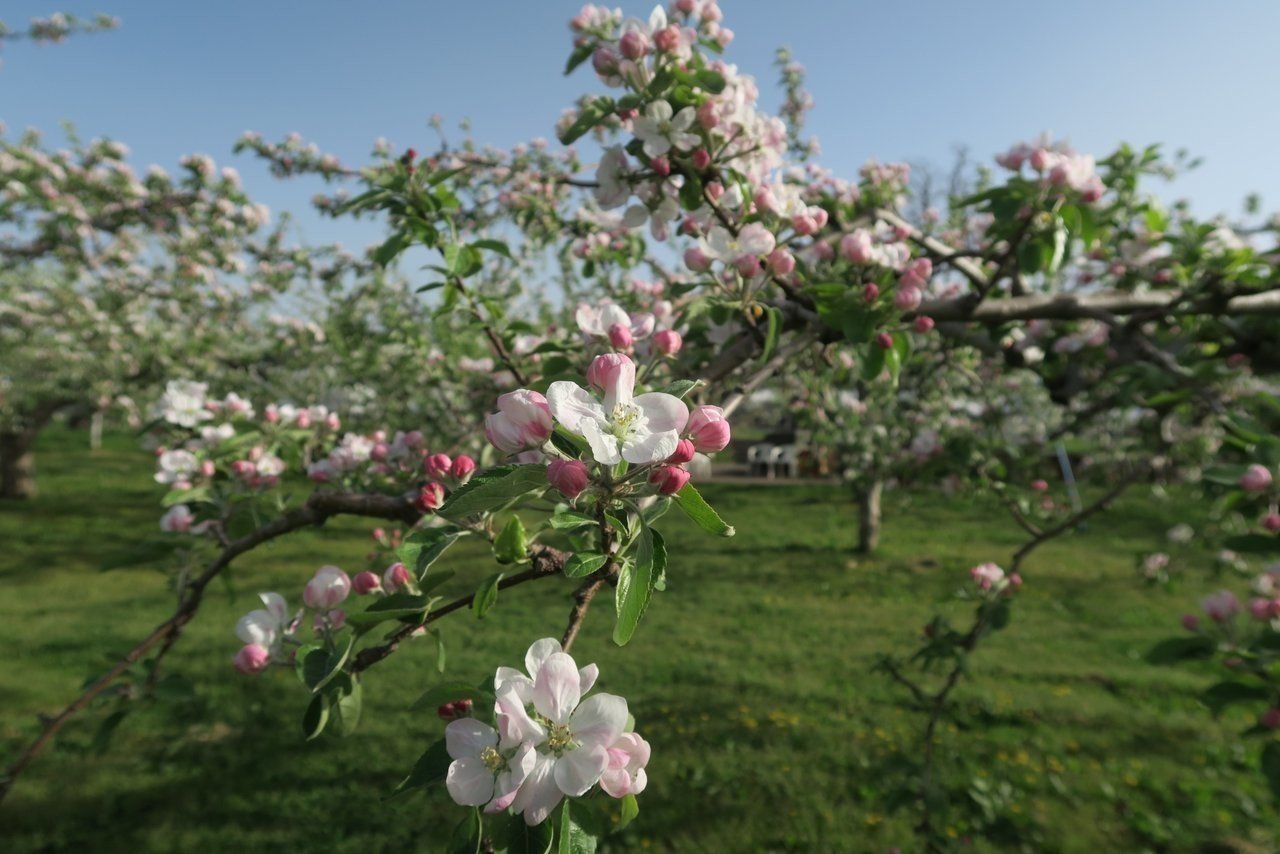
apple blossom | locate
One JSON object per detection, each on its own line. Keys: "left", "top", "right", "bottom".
{"left": 425, "top": 453, "right": 453, "bottom": 481}
{"left": 1201, "top": 590, "right": 1240, "bottom": 622}
{"left": 599, "top": 731, "right": 650, "bottom": 797}
{"left": 353, "top": 571, "right": 382, "bottom": 596}
{"left": 233, "top": 644, "right": 271, "bottom": 675}
{"left": 383, "top": 562, "right": 413, "bottom": 594}
{"left": 1240, "top": 464, "right": 1273, "bottom": 493}
{"left": 632, "top": 100, "right": 699, "bottom": 158}
{"left": 444, "top": 701, "right": 539, "bottom": 813}
{"left": 548, "top": 459, "right": 590, "bottom": 499}
{"left": 302, "top": 565, "right": 351, "bottom": 611}
{"left": 686, "top": 405, "right": 730, "bottom": 453}
{"left": 970, "top": 562, "right": 1005, "bottom": 592}
{"left": 159, "top": 504, "right": 195, "bottom": 533}
{"left": 485, "top": 390, "right": 554, "bottom": 455}
{"left": 649, "top": 464, "right": 691, "bottom": 495}
{"left": 651, "top": 328, "right": 682, "bottom": 356}
{"left": 547, "top": 355, "right": 688, "bottom": 465}
{"left": 452, "top": 455, "right": 476, "bottom": 483}
{"left": 234, "top": 592, "right": 290, "bottom": 659}
{"left": 417, "top": 482, "right": 446, "bottom": 512}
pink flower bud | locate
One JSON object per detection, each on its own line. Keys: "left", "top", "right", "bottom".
{"left": 264, "top": 406, "right": 280, "bottom": 424}
{"left": 591, "top": 47, "right": 618, "bottom": 76}
{"left": 913, "top": 316, "right": 935, "bottom": 333}
{"left": 587, "top": 353, "right": 633, "bottom": 392}
{"left": 619, "top": 29, "right": 649, "bottom": 60}
{"left": 1201, "top": 590, "right": 1240, "bottom": 622}
{"left": 667, "top": 439, "right": 696, "bottom": 465}
{"left": 691, "top": 148, "right": 712, "bottom": 170}
{"left": 687, "top": 405, "right": 731, "bottom": 453}
{"left": 1249, "top": 597, "right": 1275, "bottom": 621}
{"left": 234, "top": 643, "right": 271, "bottom": 674}
{"left": 199, "top": 460, "right": 216, "bottom": 478}
{"left": 485, "top": 390, "right": 553, "bottom": 454}
{"left": 370, "top": 442, "right": 390, "bottom": 462}
{"left": 767, "top": 248, "right": 796, "bottom": 276}
{"left": 451, "top": 455, "right": 476, "bottom": 484}
{"left": 841, "top": 231, "right": 876, "bottom": 264}
{"left": 1240, "top": 464, "right": 1273, "bottom": 493}
{"left": 1029, "top": 149, "right": 1051, "bottom": 172}
{"left": 875, "top": 332, "right": 894, "bottom": 350}
{"left": 404, "top": 430, "right": 425, "bottom": 448}
{"left": 303, "top": 565, "right": 351, "bottom": 610}
{"left": 735, "top": 255, "right": 761, "bottom": 277}
{"left": 654, "top": 24, "right": 681, "bottom": 53}
{"left": 326, "top": 412, "right": 341, "bottom": 431}
{"left": 684, "top": 246, "right": 712, "bottom": 272}
{"left": 696, "top": 100, "right": 719, "bottom": 129}
{"left": 1263, "top": 513, "right": 1280, "bottom": 533}
{"left": 705, "top": 181, "right": 724, "bottom": 201}
{"left": 547, "top": 459, "right": 590, "bottom": 499}
{"left": 1180, "top": 613, "right": 1199, "bottom": 632}
{"left": 353, "top": 571, "right": 382, "bottom": 595}
{"left": 372, "top": 527, "right": 386, "bottom": 542}
{"left": 384, "top": 562, "right": 412, "bottom": 593}
{"left": 1262, "top": 708, "right": 1280, "bottom": 730}
{"left": 649, "top": 464, "right": 692, "bottom": 496}
{"left": 608, "top": 323, "right": 634, "bottom": 350}
{"left": 294, "top": 409, "right": 313, "bottom": 429}
{"left": 862, "top": 283, "right": 880, "bottom": 303}
{"left": 425, "top": 453, "right": 453, "bottom": 481}
{"left": 417, "top": 482, "right": 446, "bottom": 512}
{"left": 1030, "top": 479, "right": 1049, "bottom": 492}
{"left": 893, "top": 285, "right": 923, "bottom": 312}
{"left": 650, "top": 155, "right": 671, "bottom": 177}
{"left": 652, "top": 329, "right": 683, "bottom": 356}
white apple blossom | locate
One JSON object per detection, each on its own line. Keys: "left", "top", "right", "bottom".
{"left": 594, "top": 146, "right": 631, "bottom": 209}
{"left": 444, "top": 691, "right": 540, "bottom": 812}
{"left": 575, "top": 300, "right": 655, "bottom": 342}
{"left": 155, "top": 449, "right": 198, "bottom": 485}
{"left": 547, "top": 355, "right": 688, "bottom": 465}
{"left": 158, "top": 380, "right": 213, "bottom": 428}
{"left": 632, "top": 100, "right": 699, "bottom": 158}
{"left": 701, "top": 223, "right": 776, "bottom": 264}
{"left": 234, "top": 592, "right": 290, "bottom": 656}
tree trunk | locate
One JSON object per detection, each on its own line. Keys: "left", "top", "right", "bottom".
{"left": 90, "top": 411, "right": 104, "bottom": 451}
{"left": 0, "top": 430, "right": 38, "bottom": 500}
{"left": 856, "top": 479, "right": 883, "bottom": 554}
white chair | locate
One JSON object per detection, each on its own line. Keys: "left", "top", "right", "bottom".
{"left": 769, "top": 444, "right": 799, "bottom": 478}
{"left": 747, "top": 444, "right": 774, "bottom": 477}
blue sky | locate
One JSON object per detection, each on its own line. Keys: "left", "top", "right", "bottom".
{"left": 3, "top": 1, "right": 1277, "bottom": 256}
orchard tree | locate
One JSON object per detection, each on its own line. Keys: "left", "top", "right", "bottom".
{"left": 5, "top": 3, "right": 1280, "bottom": 851}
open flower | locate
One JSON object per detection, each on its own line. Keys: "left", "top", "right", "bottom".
{"left": 485, "top": 390, "right": 554, "bottom": 455}
{"left": 445, "top": 693, "right": 540, "bottom": 813}
{"left": 632, "top": 100, "right": 699, "bottom": 158}
{"left": 575, "top": 300, "right": 655, "bottom": 343}
{"left": 600, "top": 731, "right": 651, "bottom": 797}
{"left": 508, "top": 652, "right": 630, "bottom": 825}
{"left": 547, "top": 354, "right": 688, "bottom": 465}
{"left": 234, "top": 592, "right": 290, "bottom": 657}
{"left": 495, "top": 637, "right": 599, "bottom": 703}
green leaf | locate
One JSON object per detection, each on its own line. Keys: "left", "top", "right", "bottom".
{"left": 672, "top": 483, "right": 735, "bottom": 537}
{"left": 492, "top": 812, "right": 555, "bottom": 854}
{"left": 1263, "top": 742, "right": 1280, "bottom": 800}
{"left": 678, "top": 170, "right": 703, "bottom": 211}
{"left": 438, "top": 464, "right": 548, "bottom": 520}
{"left": 410, "top": 681, "right": 495, "bottom": 712}
{"left": 565, "top": 553, "right": 608, "bottom": 579}
{"left": 758, "top": 306, "right": 781, "bottom": 364}
{"left": 494, "top": 516, "right": 528, "bottom": 564}
{"left": 448, "top": 809, "right": 483, "bottom": 854}
{"left": 985, "top": 599, "right": 1012, "bottom": 632}
{"left": 564, "top": 42, "right": 594, "bottom": 75}
{"left": 558, "top": 97, "right": 615, "bottom": 146}
{"left": 311, "top": 632, "right": 356, "bottom": 693}
{"left": 658, "top": 379, "right": 700, "bottom": 399}
{"left": 556, "top": 799, "right": 599, "bottom": 854}
{"left": 1145, "top": 635, "right": 1216, "bottom": 665}
{"left": 617, "top": 794, "right": 640, "bottom": 830}
{"left": 296, "top": 645, "right": 330, "bottom": 690}
{"left": 471, "top": 238, "right": 513, "bottom": 260}
{"left": 330, "top": 674, "right": 363, "bottom": 736}
{"left": 861, "top": 343, "right": 886, "bottom": 380}
{"left": 373, "top": 232, "right": 409, "bottom": 267}
{"left": 614, "top": 528, "right": 664, "bottom": 646}
{"left": 1200, "top": 681, "right": 1272, "bottom": 717}
{"left": 345, "top": 589, "right": 448, "bottom": 629}
{"left": 1223, "top": 534, "right": 1280, "bottom": 555}
{"left": 694, "top": 68, "right": 726, "bottom": 94}
{"left": 472, "top": 571, "right": 504, "bottom": 619}
{"left": 302, "top": 694, "right": 329, "bottom": 741}
{"left": 398, "top": 526, "right": 466, "bottom": 577}
{"left": 161, "top": 486, "right": 210, "bottom": 508}
{"left": 549, "top": 510, "right": 595, "bottom": 530}
{"left": 388, "top": 738, "right": 451, "bottom": 798}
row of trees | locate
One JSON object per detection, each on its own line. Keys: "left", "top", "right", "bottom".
{"left": 4, "top": 3, "right": 1280, "bottom": 850}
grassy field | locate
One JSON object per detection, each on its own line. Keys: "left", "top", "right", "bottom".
{"left": 1, "top": 428, "right": 1277, "bottom": 852}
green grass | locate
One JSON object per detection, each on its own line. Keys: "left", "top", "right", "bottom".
{"left": 1, "top": 427, "right": 1277, "bottom": 852}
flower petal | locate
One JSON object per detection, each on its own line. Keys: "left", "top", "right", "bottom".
{"left": 570, "top": 692, "right": 629, "bottom": 746}
{"left": 446, "top": 718, "right": 498, "bottom": 760}
{"left": 446, "top": 756, "right": 495, "bottom": 807}
{"left": 633, "top": 393, "right": 688, "bottom": 433}
{"left": 582, "top": 418, "right": 623, "bottom": 466}
{"left": 512, "top": 752, "right": 563, "bottom": 826}
{"left": 547, "top": 382, "right": 605, "bottom": 434}
{"left": 533, "top": 652, "right": 582, "bottom": 724}
{"left": 622, "top": 429, "right": 678, "bottom": 465}
{"left": 494, "top": 666, "right": 533, "bottom": 702}
{"left": 578, "top": 662, "right": 599, "bottom": 695}
{"left": 524, "top": 638, "right": 563, "bottom": 676}
{"left": 496, "top": 689, "right": 546, "bottom": 750}
{"left": 554, "top": 742, "right": 609, "bottom": 797}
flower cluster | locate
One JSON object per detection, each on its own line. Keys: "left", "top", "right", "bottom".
{"left": 484, "top": 353, "right": 730, "bottom": 500}
{"left": 995, "top": 135, "right": 1106, "bottom": 202}
{"left": 232, "top": 565, "right": 353, "bottom": 673}
{"left": 444, "top": 638, "right": 649, "bottom": 825}
{"left": 970, "top": 562, "right": 1021, "bottom": 597}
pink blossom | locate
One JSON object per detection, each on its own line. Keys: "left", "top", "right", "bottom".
{"left": 485, "top": 390, "right": 554, "bottom": 454}
{"left": 970, "top": 562, "right": 1005, "bottom": 591}
{"left": 608, "top": 323, "right": 634, "bottom": 350}
{"left": 686, "top": 405, "right": 730, "bottom": 453}
{"left": 1201, "top": 590, "right": 1240, "bottom": 622}
{"left": 303, "top": 565, "right": 351, "bottom": 611}
{"left": 894, "top": 285, "right": 923, "bottom": 312}
{"left": 652, "top": 329, "right": 683, "bottom": 356}
{"left": 599, "top": 732, "right": 651, "bottom": 797}
{"left": 384, "top": 562, "right": 413, "bottom": 594}
{"left": 417, "top": 482, "right": 446, "bottom": 512}
{"left": 913, "top": 316, "right": 935, "bottom": 333}
{"left": 667, "top": 438, "right": 696, "bottom": 465}
{"left": 353, "top": 571, "right": 382, "bottom": 596}
{"left": 452, "top": 455, "right": 476, "bottom": 484}
{"left": 233, "top": 644, "right": 271, "bottom": 674}
{"left": 425, "top": 453, "right": 453, "bottom": 481}
{"left": 1240, "top": 464, "right": 1273, "bottom": 493}
{"left": 547, "top": 459, "right": 590, "bottom": 499}
{"left": 767, "top": 247, "right": 795, "bottom": 276}
{"left": 841, "top": 230, "right": 877, "bottom": 264}
{"left": 1264, "top": 513, "right": 1280, "bottom": 533}
{"left": 1030, "top": 479, "right": 1049, "bottom": 492}
{"left": 649, "top": 464, "right": 691, "bottom": 495}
